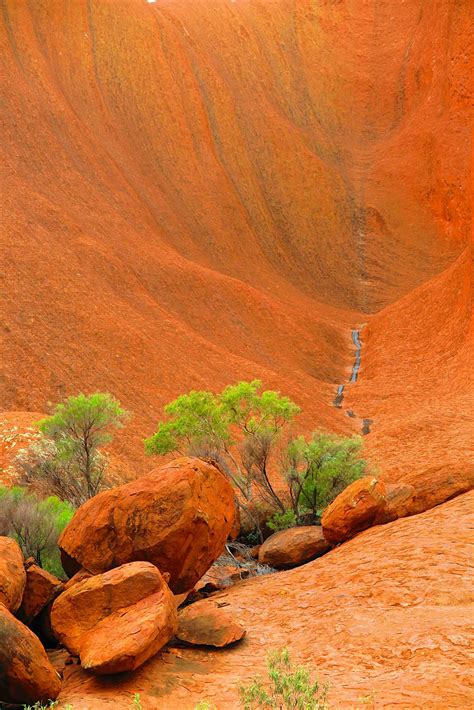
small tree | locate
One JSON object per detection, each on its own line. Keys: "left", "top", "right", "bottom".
{"left": 284, "top": 432, "right": 365, "bottom": 523}
{"left": 34, "top": 393, "right": 128, "bottom": 503}
{"left": 145, "top": 380, "right": 300, "bottom": 536}
{"left": 239, "top": 648, "right": 329, "bottom": 709}
{"left": 0, "top": 486, "right": 74, "bottom": 577}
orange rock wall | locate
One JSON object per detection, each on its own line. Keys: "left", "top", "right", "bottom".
{"left": 0, "top": 0, "right": 471, "bottom": 476}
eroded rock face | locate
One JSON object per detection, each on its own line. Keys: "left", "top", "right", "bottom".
{"left": 177, "top": 600, "right": 246, "bottom": 647}
{"left": 18, "top": 564, "right": 63, "bottom": 625}
{"left": 59, "top": 457, "right": 236, "bottom": 594}
{"left": 50, "top": 561, "right": 177, "bottom": 674}
{"left": 0, "top": 603, "right": 60, "bottom": 705}
{"left": 321, "top": 477, "right": 387, "bottom": 543}
{"left": 0, "top": 537, "right": 26, "bottom": 613}
{"left": 258, "top": 526, "right": 331, "bottom": 569}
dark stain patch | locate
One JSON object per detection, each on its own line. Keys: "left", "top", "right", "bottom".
{"left": 362, "top": 419, "right": 373, "bottom": 435}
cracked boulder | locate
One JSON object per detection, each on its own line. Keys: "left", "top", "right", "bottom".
{"left": 50, "top": 561, "right": 177, "bottom": 674}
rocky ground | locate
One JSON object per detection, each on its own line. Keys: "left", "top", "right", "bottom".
{"left": 57, "top": 491, "right": 474, "bottom": 709}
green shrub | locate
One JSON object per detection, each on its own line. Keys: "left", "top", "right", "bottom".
{"left": 0, "top": 486, "right": 74, "bottom": 577}
{"left": 284, "top": 432, "right": 366, "bottom": 523}
{"left": 267, "top": 509, "right": 297, "bottom": 532}
{"left": 145, "top": 380, "right": 300, "bottom": 541}
{"left": 239, "top": 648, "right": 329, "bottom": 709}
{"left": 24, "top": 392, "right": 129, "bottom": 505}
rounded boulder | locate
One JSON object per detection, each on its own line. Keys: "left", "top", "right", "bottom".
{"left": 321, "top": 476, "right": 387, "bottom": 544}
{"left": 258, "top": 525, "right": 331, "bottom": 569}
{"left": 58, "top": 457, "right": 236, "bottom": 594}
{"left": 51, "top": 561, "right": 177, "bottom": 674}
{"left": 0, "top": 537, "right": 26, "bottom": 613}
{"left": 0, "top": 603, "right": 61, "bottom": 705}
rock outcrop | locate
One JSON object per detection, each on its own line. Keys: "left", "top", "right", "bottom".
{"left": 177, "top": 601, "right": 246, "bottom": 648}
{"left": 0, "top": 537, "right": 26, "bottom": 612}
{"left": 0, "top": 603, "right": 60, "bottom": 705}
{"left": 322, "top": 477, "right": 387, "bottom": 543}
{"left": 258, "top": 526, "right": 331, "bottom": 569}
{"left": 59, "top": 458, "right": 236, "bottom": 593}
{"left": 51, "top": 561, "right": 177, "bottom": 674}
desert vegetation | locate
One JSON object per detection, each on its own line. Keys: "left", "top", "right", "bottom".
{"left": 145, "top": 380, "right": 366, "bottom": 540}
{"left": 16, "top": 393, "right": 128, "bottom": 506}
{"left": 0, "top": 486, "right": 73, "bottom": 577}
{"left": 3, "top": 384, "right": 365, "bottom": 584}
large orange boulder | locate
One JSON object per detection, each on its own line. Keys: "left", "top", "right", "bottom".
{"left": 321, "top": 477, "right": 387, "bottom": 544}
{"left": 177, "top": 600, "right": 246, "bottom": 647}
{"left": 258, "top": 526, "right": 331, "bottom": 569}
{"left": 58, "top": 457, "right": 236, "bottom": 593}
{"left": 0, "top": 603, "right": 61, "bottom": 705}
{"left": 18, "top": 564, "right": 63, "bottom": 625}
{"left": 0, "top": 537, "right": 26, "bottom": 612}
{"left": 50, "top": 561, "right": 177, "bottom": 674}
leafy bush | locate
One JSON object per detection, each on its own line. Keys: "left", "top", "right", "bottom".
{"left": 267, "top": 509, "right": 297, "bottom": 532}
{"left": 0, "top": 486, "right": 74, "bottom": 577}
{"left": 284, "top": 432, "right": 365, "bottom": 523}
{"left": 17, "top": 393, "right": 128, "bottom": 506}
{"left": 239, "top": 648, "right": 329, "bottom": 709}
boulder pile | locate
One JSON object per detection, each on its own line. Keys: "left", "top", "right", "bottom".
{"left": 0, "top": 457, "right": 240, "bottom": 705}
{"left": 59, "top": 457, "right": 236, "bottom": 593}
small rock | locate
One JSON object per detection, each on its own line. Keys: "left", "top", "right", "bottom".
{"left": 177, "top": 601, "right": 245, "bottom": 647}
{"left": 258, "top": 526, "right": 331, "bottom": 569}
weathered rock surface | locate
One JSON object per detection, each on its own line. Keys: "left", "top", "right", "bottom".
{"left": 385, "top": 464, "right": 474, "bottom": 520}
{"left": 258, "top": 526, "right": 331, "bottom": 569}
{"left": 0, "top": 537, "right": 26, "bottom": 612}
{"left": 321, "top": 477, "right": 387, "bottom": 543}
{"left": 51, "top": 561, "right": 177, "bottom": 674}
{"left": 59, "top": 457, "right": 236, "bottom": 593}
{"left": 177, "top": 601, "right": 246, "bottom": 648}
{"left": 0, "top": 603, "right": 60, "bottom": 705}
{"left": 57, "top": 492, "right": 474, "bottom": 708}
{"left": 63, "top": 568, "right": 93, "bottom": 592}
{"left": 18, "top": 564, "right": 63, "bottom": 624}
